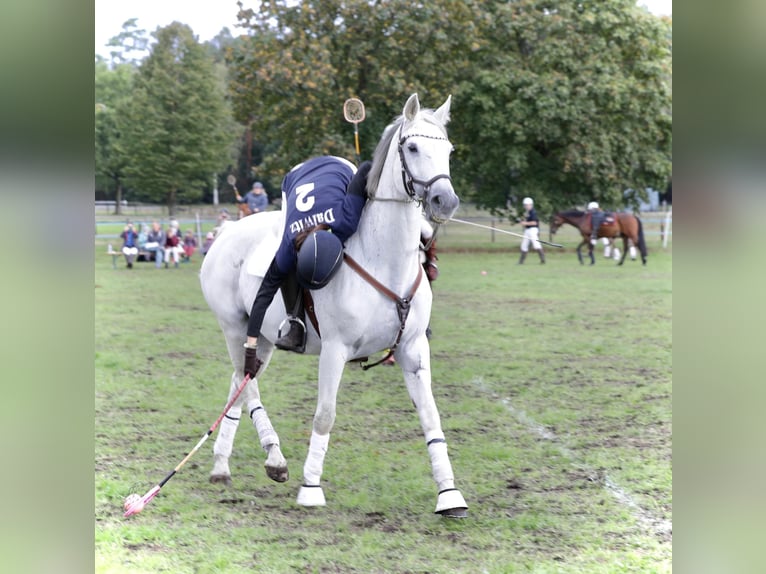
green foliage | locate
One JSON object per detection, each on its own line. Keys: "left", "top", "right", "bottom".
{"left": 227, "top": 0, "right": 671, "bottom": 218}
{"left": 454, "top": 0, "right": 672, "bottom": 218}
{"left": 122, "top": 22, "right": 235, "bottom": 214}
{"left": 95, "top": 58, "right": 135, "bottom": 211}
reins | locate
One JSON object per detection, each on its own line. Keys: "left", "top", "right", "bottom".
{"left": 343, "top": 253, "right": 423, "bottom": 370}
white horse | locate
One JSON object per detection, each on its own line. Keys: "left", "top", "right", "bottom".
{"left": 199, "top": 93, "right": 467, "bottom": 517}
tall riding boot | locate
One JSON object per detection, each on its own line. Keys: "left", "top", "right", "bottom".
{"left": 518, "top": 251, "right": 528, "bottom": 265}
{"left": 275, "top": 273, "right": 306, "bottom": 353}
{"left": 537, "top": 249, "right": 545, "bottom": 264}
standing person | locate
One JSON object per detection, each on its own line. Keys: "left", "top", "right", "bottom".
{"left": 120, "top": 222, "right": 139, "bottom": 268}
{"left": 144, "top": 221, "right": 166, "bottom": 268}
{"left": 588, "top": 201, "right": 605, "bottom": 246}
{"left": 243, "top": 156, "right": 371, "bottom": 376}
{"left": 518, "top": 197, "right": 545, "bottom": 264}
{"left": 238, "top": 181, "right": 269, "bottom": 215}
{"left": 182, "top": 229, "right": 197, "bottom": 262}
{"left": 164, "top": 226, "right": 182, "bottom": 268}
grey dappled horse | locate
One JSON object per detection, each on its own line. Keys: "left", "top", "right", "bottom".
{"left": 199, "top": 94, "right": 467, "bottom": 516}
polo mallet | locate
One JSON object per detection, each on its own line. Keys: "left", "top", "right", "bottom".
{"left": 450, "top": 217, "right": 564, "bottom": 248}
{"left": 123, "top": 373, "right": 253, "bottom": 517}
{"left": 343, "top": 98, "right": 365, "bottom": 165}
{"left": 226, "top": 174, "right": 242, "bottom": 202}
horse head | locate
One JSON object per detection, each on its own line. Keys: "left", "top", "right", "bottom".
{"left": 550, "top": 213, "right": 564, "bottom": 235}
{"left": 369, "top": 94, "right": 460, "bottom": 225}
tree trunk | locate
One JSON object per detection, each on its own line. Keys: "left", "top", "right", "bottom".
{"left": 167, "top": 188, "right": 177, "bottom": 216}
{"left": 114, "top": 180, "right": 123, "bottom": 215}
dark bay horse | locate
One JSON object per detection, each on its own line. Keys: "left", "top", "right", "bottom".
{"left": 550, "top": 210, "right": 647, "bottom": 265}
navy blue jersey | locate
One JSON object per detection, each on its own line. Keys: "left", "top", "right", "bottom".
{"left": 274, "top": 156, "right": 364, "bottom": 273}
{"left": 523, "top": 208, "right": 539, "bottom": 228}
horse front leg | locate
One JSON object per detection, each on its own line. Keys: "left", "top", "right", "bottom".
{"left": 397, "top": 338, "right": 468, "bottom": 518}
{"left": 576, "top": 241, "right": 585, "bottom": 264}
{"left": 296, "top": 347, "right": 346, "bottom": 507}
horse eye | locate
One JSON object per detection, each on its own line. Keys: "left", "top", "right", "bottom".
{"left": 408, "top": 142, "right": 418, "bottom": 153}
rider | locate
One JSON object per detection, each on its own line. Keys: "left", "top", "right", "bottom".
{"left": 518, "top": 197, "right": 545, "bottom": 264}
{"left": 243, "top": 157, "right": 372, "bottom": 379}
{"left": 587, "top": 201, "right": 605, "bottom": 246}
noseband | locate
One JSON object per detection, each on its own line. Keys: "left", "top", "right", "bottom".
{"left": 397, "top": 126, "right": 453, "bottom": 202}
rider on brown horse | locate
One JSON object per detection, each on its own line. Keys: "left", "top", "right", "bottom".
{"left": 587, "top": 201, "right": 606, "bottom": 246}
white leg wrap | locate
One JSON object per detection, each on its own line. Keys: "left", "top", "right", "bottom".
{"left": 629, "top": 245, "right": 637, "bottom": 259}
{"left": 303, "top": 431, "right": 330, "bottom": 485}
{"left": 213, "top": 406, "right": 241, "bottom": 458}
{"left": 250, "top": 405, "right": 279, "bottom": 450}
{"left": 428, "top": 440, "right": 455, "bottom": 492}
{"left": 613, "top": 247, "right": 621, "bottom": 261}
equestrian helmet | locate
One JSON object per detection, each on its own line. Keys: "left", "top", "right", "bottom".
{"left": 522, "top": 197, "right": 533, "bottom": 206}
{"left": 296, "top": 230, "right": 344, "bottom": 290}
{"left": 587, "top": 201, "right": 599, "bottom": 210}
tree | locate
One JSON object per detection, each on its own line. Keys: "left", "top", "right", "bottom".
{"left": 228, "top": 0, "right": 478, "bottom": 180}
{"left": 227, "top": 0, "right": 671, "bottom": 220}
{"left": 122, "top": 22, "right": 235, "bottom": 215}
{"left": 105, "top": 18, "right": 150, "bottom": 67}
{"left": 95, "top": 57, "right": 136, "bottom": 214}
{"left": 453, "top": 0, "right": 672, "bottom": 217}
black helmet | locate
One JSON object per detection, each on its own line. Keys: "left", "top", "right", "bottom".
{"left": 296, "top": 230, "right": 344, "bottom": 289}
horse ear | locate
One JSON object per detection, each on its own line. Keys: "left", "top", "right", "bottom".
{"left": 403, "top": 93, "right": 420, "bottom": 121}
{"left": 433, "top": 95, "right": 452, "bottom": 125}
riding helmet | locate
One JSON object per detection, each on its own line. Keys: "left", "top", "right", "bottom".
{"left": 522, "top": 197, "right": 533, "bottom": 206}
{"left": 296, "top": 230, "right": 344, "bottom": 290}
{"left": 587, "top": 201, "right": 599, "bottom": 210}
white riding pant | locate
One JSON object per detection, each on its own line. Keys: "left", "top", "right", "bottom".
{"left": 521, "top": 227, "right": 541, "bottom": 252}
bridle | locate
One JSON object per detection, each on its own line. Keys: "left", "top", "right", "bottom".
{"left": 396, "top": 125, "right": 453, "bottom": 204}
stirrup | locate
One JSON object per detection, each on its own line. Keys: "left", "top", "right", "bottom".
{"left": 275, "top": 316, "right": 307, "bottom": 353}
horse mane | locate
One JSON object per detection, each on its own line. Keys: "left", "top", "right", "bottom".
{"left": 559, "top": 209, "right": 586, "bottom": 218}
{"left": 366, "top": 107, "right": 449, "bottom": 199}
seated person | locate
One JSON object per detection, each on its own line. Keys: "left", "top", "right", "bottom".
{"left": 144, "top": 221, "right": 166, "bottom": 268}
{"left": 182, "top": 229, "right": 197, "bottom": 262}
{"left": 120, "top": 222, "right": 139, "bottom": 269}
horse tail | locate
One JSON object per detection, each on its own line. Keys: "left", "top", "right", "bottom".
{"left": 636, "top": 216, "right": 648, "bottom": 259}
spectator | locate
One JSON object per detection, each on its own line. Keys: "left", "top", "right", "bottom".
{"left": 238, "top": 181, "right": 269, "bottom": 215}
{"left": 144, "top": 221, "right": 166, "bottom": 269}
{"left": 164, "top": 226, "right": 182, "bottom": 268}
{"left": 120, "top": 222, "right": 139, "bottom": 269}
{"left": 182, "top": 229, "right": 198, "bottom": 262}
{"left": 214, "top": 208, "right": 230, "bottom": 237}
{"left": 201, "top": 231, "right": 215, "bottom": 257}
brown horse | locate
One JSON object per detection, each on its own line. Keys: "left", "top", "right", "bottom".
{"left": 550, "top": 210, "right": 647, "bottom": 265}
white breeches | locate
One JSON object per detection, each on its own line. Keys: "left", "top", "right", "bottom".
{"left": 520, "top": 227, "right": 541, "bottom": 252}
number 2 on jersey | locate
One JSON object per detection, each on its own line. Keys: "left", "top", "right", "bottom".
{"left": 295, "top": 182, "right": 315, "bottom": 212}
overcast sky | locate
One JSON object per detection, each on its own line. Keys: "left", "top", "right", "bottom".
{"left": 95, "top": 0, "right": 672, "bottom": 59}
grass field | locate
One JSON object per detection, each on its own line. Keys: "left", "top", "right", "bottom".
{"left": 95, "top": 218, "right": 672, "bottom": 573}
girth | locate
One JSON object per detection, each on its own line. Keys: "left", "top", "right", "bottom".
{"left": 302, "top": 253, "right": 424, "bottom": 370}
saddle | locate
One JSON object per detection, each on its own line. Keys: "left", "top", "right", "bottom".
{"left": 587, "top": 212, "right": 616, "bottom": 230}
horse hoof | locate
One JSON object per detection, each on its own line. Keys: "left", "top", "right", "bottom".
{"left": 437, "top": 507, "right": 468, "bottom": 519}
{"left": 296, "top": 484, "right": 326, "bottom": 507}
{"left": 209, "top": 474, "right": 232, "bottom": 486}
{"left": 266, "top": 465, "right": 289, "bottom": 483}
{"left": 434, "top": 488, "right": 468, "bottom": 517}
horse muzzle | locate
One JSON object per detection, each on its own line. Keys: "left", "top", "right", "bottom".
{"left": 424, "top": 179, "right": 460, "bottom": 224}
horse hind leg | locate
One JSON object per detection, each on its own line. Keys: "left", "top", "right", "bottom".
{"left": 617, "top": 236, "right": 628, "bottom": 266}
